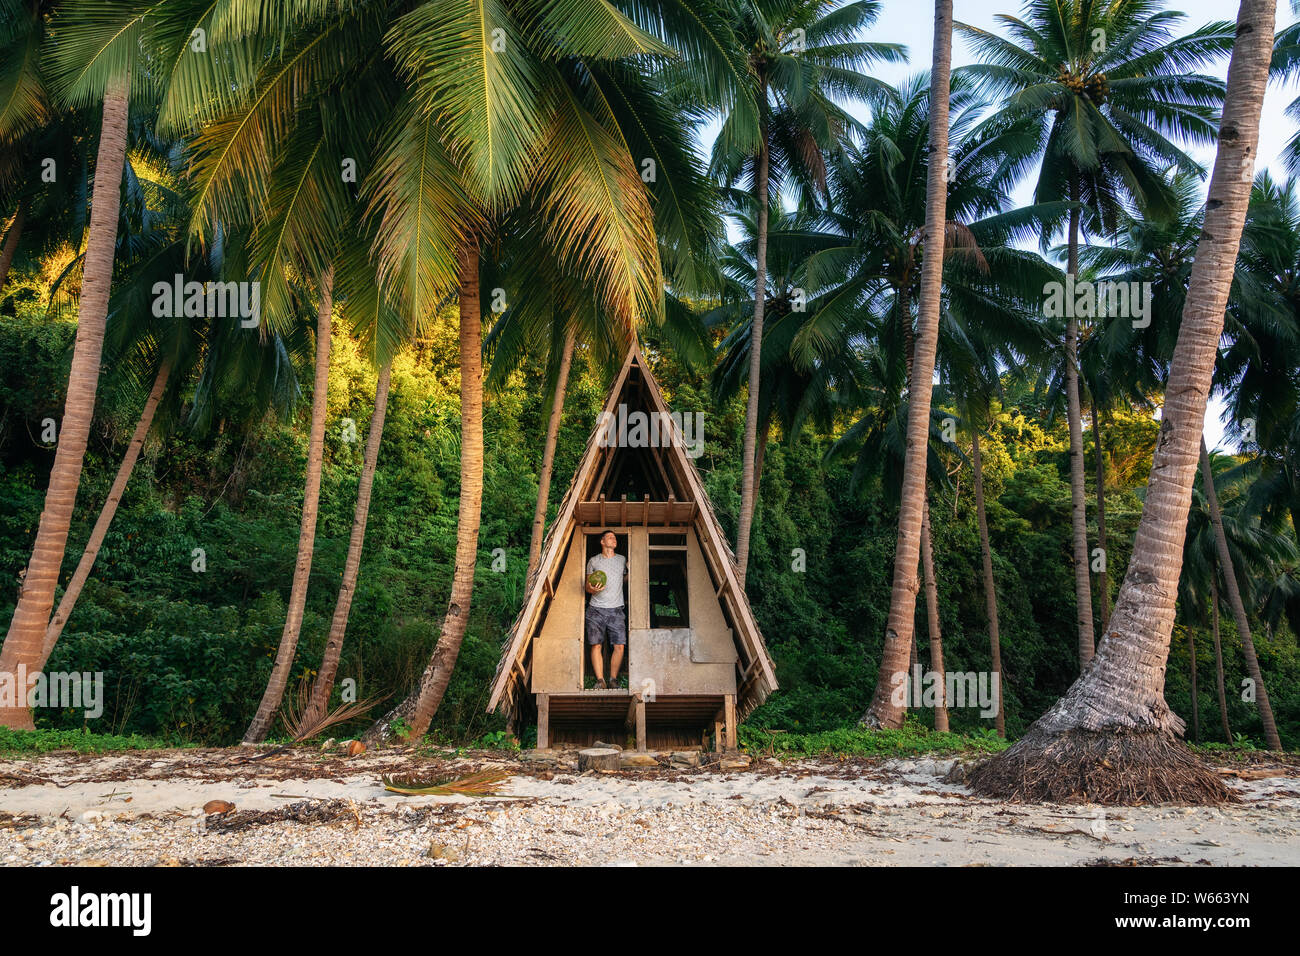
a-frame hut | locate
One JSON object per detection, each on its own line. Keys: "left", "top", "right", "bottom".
{"left": 488, "top": 344, "right": 777, "bottom": 751}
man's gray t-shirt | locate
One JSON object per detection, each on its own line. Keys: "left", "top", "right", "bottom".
{"left": 586, "top": 553, "right": 626, "bottom": 609}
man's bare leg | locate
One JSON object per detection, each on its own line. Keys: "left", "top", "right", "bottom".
{"left": 609, "top": 644, "right": 625, "bottom": 684}
{"left": 590, "top": 643, "right": 605, "bottom": 684}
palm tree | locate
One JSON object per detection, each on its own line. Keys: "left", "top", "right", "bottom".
{"left": 1198, "top": 439, "right": 1283, "bottom": 749}
{"left": 1181, "top": 446, "right": 1294, "bottom": 744}
{"left": 970, "top": 423, "right": 1005, "bottom": 736}
{"left": 243, "top": 269, "right": 336, "bottom": 743}
{"left": 0, "top": 0, "right": 276, "bottom": 727}
{"left": 707, "top": 0, "right": 903, "bottom": 585}
{"left": 859, "top": 0, "right": 954, "bottom": 729}
{"left": 958, "top": 0, "right": 1233, "bottom": 670}
{"left": 967, "top": 0, "right": 1275, "bottom": 803}
{"left": 0, "top": 5, "right": 133, "bottom": 728}
{"left": 1076, "top": 170, "right": 1208, "bottom": 632}
{"left": 36, "top": 140, "right": 242, "bottom": 664}
{"left": 360, "top": 1, "right": 683, "bottom": 743}
{"left": 788, "top": 68, "right": 1054, "bottom": 729}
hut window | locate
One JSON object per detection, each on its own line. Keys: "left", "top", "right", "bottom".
{"left": 648, "top": 551, "right": 689, "bottom": 628}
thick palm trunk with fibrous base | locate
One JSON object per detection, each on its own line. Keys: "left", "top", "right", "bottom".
{"left": 920, "top": 498, "right": 948, "bottom": 731}
{"left": 300, "top": 359, "right": 392, "bottom": 731}
{"left": 366, "top": 237, "right": 484, "bottom": 744}
{"left": 966, "top": 0, "right": 1274, "bottom": 804}
{"left": 862, "top": 0, "right": 952, "bottom": 729}
{"left": 0, "top": 199, "right": 26, "bottom": 294}
{"left": 1199, "top": 438, "right": 1281, "bottom": 750}
{"left": 527, "top": 326, "right": 576, "bottom": 585}
{"left": 40, "top": 359, "right": 171, "bottom": 669}
{"left": 1065, "top": 195, "right": 1096, "bottom": 670}
{"left": 971, "top": 428, "right": 1005, "bottom": 737}
{"left": 735, "top": 112, "right": 770, "bottom": 588}
{"left": 243, "top": 268, "right": 334, "bottom": 744}
{"left": 0, "top": 74, "right": 130, "bottom": 730}
{"left": 1211, "top": 578, "right": 1231, "bottom": 743}
{"left": 1092, "top": 399, "right": 1111, "bottom": 631}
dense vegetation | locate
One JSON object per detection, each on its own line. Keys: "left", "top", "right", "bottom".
{"left": 2, "top": 299, "right": 1294, "bottom": 747}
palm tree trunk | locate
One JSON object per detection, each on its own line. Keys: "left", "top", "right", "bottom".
{"left": 0, "top": 73, "right": 130, "bottom": 730}
{"left": 971, "top": 427, "right": 1005, "bottom": 737}
{"left": 0, "top": 199, "right": 26, "bottom": 294}
{"left": 862, "top": 0, "right": 952, "bottom": 729}
{"left": 755, "top": 419, "right": 771, "bottom": 500}
{"left": 1091, "top": 397, "right": 1111, "bottom": 631}
{"left": 1199, "top": 438, "right": 1281, "bottom": 749}
{"left": 526, "top": 326, "right": 576, "bottom": 584}
{"left": 1066, "top": 187, "right": 1095, "bottom": 670}
{"left": 967, "top": 0, "right": 1274, "bottom": 802}
{"left": 243, "top": 267, "right": 334, "bottom": 744}
{"left": 920, "top": 497, "right": 948, "bottom": 731}
{"left": 301, "top": 358, "right": 392, "bottom": 730}
{"left": 1211, "top": 577, "right": 1231, "bottom": 742}
{"left": 368, "top": 236, "right": 484, "bottom": 744}
{"left": 735, "top": 101, "right": 770, "bottom": 588}
{"left": 1188, "top": 624, "right": 1199, "bottom": 745}
{"left": 40, "top": 359, "right": 171, "bottom": 668}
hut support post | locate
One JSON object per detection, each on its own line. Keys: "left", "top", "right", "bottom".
{"left": 536, "top": 694, "right": 549, "bottom": 750}
{"left": 724, "top": 694, "right": 737, "bottom": 750}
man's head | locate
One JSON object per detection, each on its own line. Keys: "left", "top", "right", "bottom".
{"left": 600, "top": 530, "right": 617, "bottom": 550}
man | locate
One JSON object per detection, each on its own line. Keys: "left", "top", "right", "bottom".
{"left": 584, "top": 530, "right": 627, "bottom": 689}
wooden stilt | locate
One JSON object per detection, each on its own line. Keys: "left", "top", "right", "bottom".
{"left": 537, "top": 694, "right": 550, "bottom": 750}
{"left": 724, "top": 694, "right": 737, "bottom": 749}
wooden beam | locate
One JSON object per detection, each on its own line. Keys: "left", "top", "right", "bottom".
{"left": 642, "top": 493, "right": 650, "bottom": 527}
{"left": 635, "top": 696, "right": 647, "bottom": 752}
{"left": 537, "top": 694, "right": 550, "bottom": 750}
{"left": 724, "top": 694, "right": 737, "bottom": 749}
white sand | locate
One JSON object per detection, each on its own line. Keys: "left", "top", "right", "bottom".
{"left": 1, "top": 748, "right": 1297, "bottom": 866}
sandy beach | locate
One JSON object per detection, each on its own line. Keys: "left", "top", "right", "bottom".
{"left": 1, "top": 747, "right": 1297, "bottom": 866}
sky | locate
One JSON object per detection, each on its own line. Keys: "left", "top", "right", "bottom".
{"left": 700, "top": 1, "right": 1300, "bottom": 451}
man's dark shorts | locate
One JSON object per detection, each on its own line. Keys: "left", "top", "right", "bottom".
{"left": 586, "top": 604, "right": 627, "bottom": 646}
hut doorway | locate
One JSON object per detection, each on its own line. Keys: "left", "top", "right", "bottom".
{"left": 583, "top": 531, "right": 628, "bottom": 688}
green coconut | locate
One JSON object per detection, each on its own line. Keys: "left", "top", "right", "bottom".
{"left": 587, "top": 570, "right": 607, "bottom": 589}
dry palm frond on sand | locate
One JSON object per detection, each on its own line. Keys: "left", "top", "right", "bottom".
{"left": 237, "top": 677, "right": 385, "bottom": 763}
{"left": 381, "top": 769, "right": 512, "bottom": 797}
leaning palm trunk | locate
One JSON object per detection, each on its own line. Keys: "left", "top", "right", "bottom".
{"left": 1199, "top": 438, "right": 1281, "bottom": 749}
{"left": 1091, "top": 398, "right": 1111, "bottom": 631}
{"left": 1211, "top": 578, "right": 1232, "bottom": 743}
{"left": 971, "top": 428, "right": 1005, "bottom": 737}
{"left": 0, "top": 74, "right": 130, "bottom": 730}
{"left": 301, "top": 358, "right": 393, "bottom": 730}
{"left": 967, "top": 0, "right": 1273, "bottom": 804}
{"left": 862, "top": 0, "right": 953, "bottom": 728}
{"left": 1065, "top": 196, "right": 1095, "bottom": 669}
{"left": 243, "top": 268, "right": 334, "bottom": 744}
{"left": 367, "top": 237, "right": 484, "bottom": 744}
{"left": 920, "top": 497, "right": 948, "bottom": 730}
{"left": 40, "top": 359, "right": 172, "bottom": 668}
{"left": 0, "top": 199, "right": 26, "bottom": 294}
{"left": 526, "top": 326, "right": 576, "bottom": 584}
{"left": 734, "top": 114, "right": 770, "bottom": 587}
